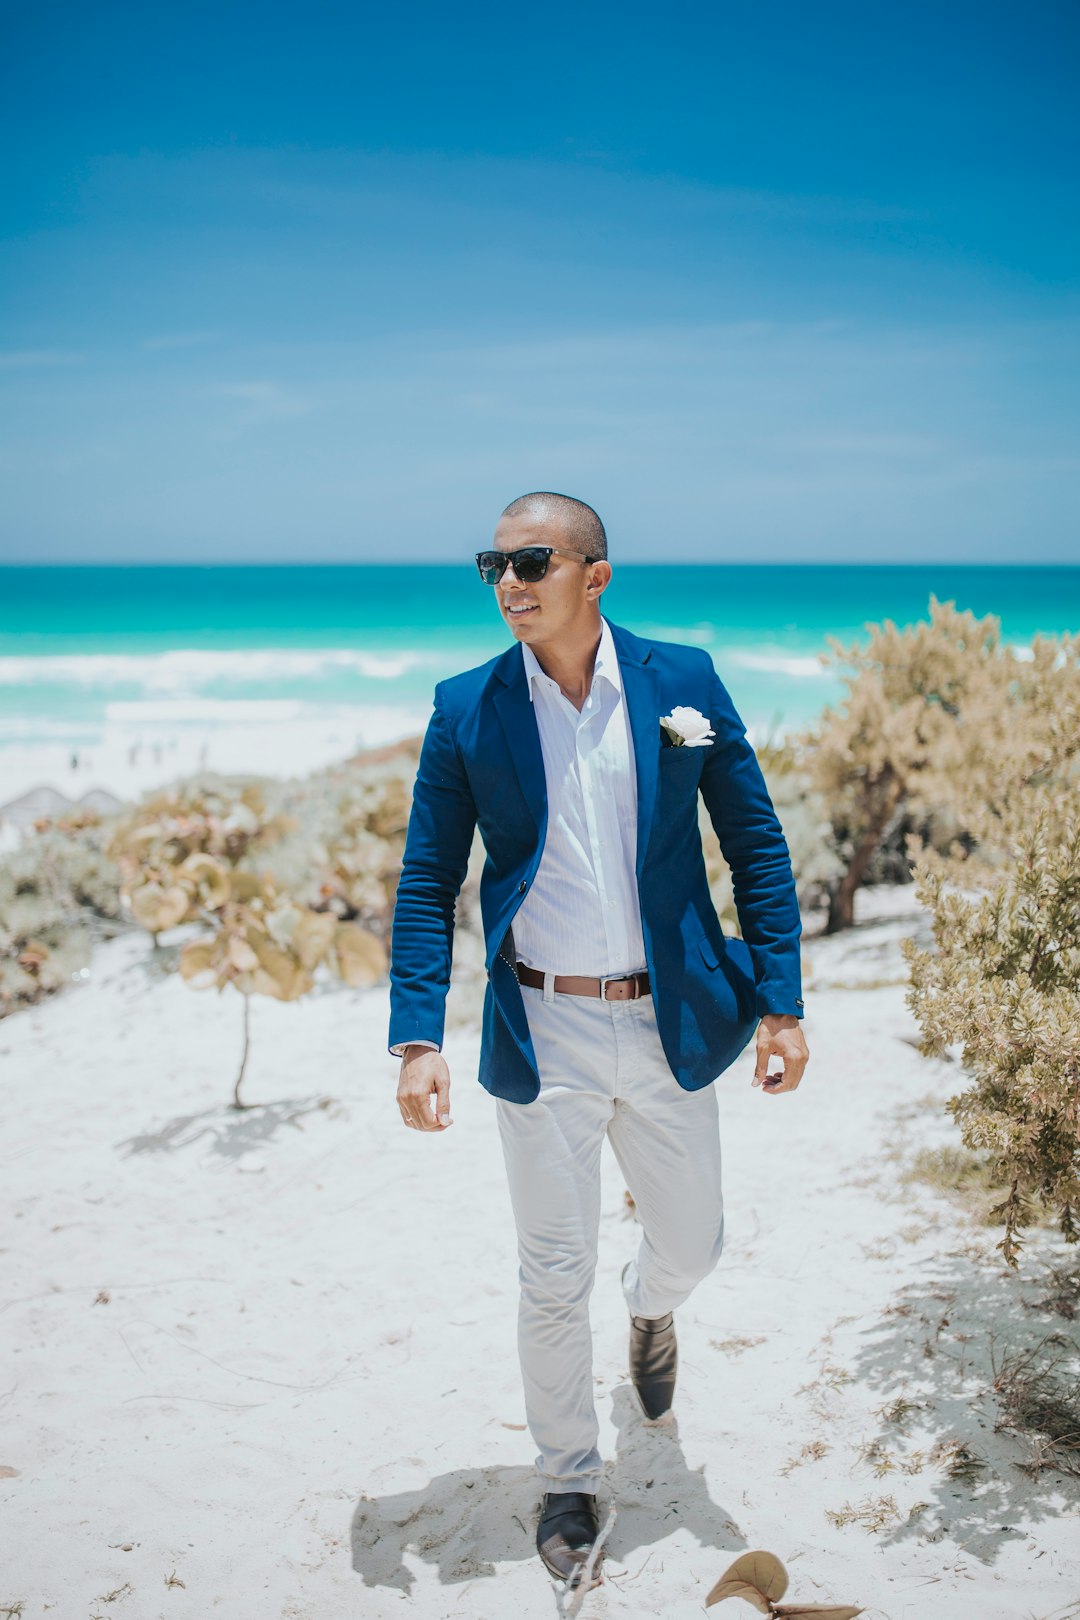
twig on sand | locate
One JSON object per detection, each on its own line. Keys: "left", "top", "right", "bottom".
{"left": 555, "top": 1505, "right": 617, "bottom": 1616}
{"left": 611, "top": 1549, "right": 654, "bottom": 1587}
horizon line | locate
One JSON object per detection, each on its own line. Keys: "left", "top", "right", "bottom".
{"left": 1, "top": 558, "right": 1077, "bottom": 570}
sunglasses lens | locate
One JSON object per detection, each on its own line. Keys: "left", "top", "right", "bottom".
{"left": 510, "top": 549, "right": 549, "bottom": 582}
{"left": 475, "top": 548, "right": 552, "bottom": 584}
{"left": 475, "top": 551, "right": 505, "bottom": 584}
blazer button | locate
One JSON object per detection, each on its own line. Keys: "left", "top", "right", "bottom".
{"left": 517, "top": 880, "right": 527, "bottom": 893}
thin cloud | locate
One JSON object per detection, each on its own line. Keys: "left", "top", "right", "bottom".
{"left": 213, "top": 378, "right": 319, "bottom": 426}
{"left": 249, "top": 153, "right": 923, "bottom": 230}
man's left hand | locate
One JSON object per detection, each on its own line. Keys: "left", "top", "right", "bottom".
{"left": 753, "top": 1013, "right": 809, "bottom": 1095}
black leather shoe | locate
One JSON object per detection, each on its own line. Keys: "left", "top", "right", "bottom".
{"left": 535, "top": 1491, "right": 604, "bottom": 1587}
{"left": 623, "top": 1263, "right": 678, "bottom": 1419}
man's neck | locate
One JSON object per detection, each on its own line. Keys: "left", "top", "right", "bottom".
{"left": 528, "top": 616, "right": 604, "bottom": 712}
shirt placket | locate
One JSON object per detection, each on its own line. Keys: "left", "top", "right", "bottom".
{"left": 576, "top": 683, "right": 623, "bottom": 970}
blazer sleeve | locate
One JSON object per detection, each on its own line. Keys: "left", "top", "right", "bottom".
{"left": 387, "top": 685, "right": 479, "bottom": 1053}
{"left": 697, "top": 664, "right": 804, "bottom": 1020}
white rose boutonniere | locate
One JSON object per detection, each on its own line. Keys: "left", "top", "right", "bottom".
{"left": 660, "top": 705, "right": 715, "bottom": 748}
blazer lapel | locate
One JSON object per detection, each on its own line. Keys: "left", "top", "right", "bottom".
{"left": 609, "top": 620, "right": 660, "bottom": 878}
{"left": 492, "top": 646, "right": 546, "bottom": 837}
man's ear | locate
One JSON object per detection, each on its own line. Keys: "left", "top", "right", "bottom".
{"left": 586, "top": 561, "right": 612, "bottom": 597}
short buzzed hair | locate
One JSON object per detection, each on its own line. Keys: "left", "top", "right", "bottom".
{"left": 499, "top": 491, "right": 608, "bottom": 561}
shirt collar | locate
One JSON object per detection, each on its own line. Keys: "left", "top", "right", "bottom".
{"left": 521, "top": 615, "right": 623, "bottom": 704}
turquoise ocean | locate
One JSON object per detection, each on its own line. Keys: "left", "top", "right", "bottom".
{"left": 1, "top": 565, "right": 1078, "bottom": 793}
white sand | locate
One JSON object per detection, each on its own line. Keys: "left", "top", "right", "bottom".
{"left": 1, "top": 891, "right": 1078, "bottom": 1619}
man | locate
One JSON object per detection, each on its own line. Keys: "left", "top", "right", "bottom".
{"left": 388, "top": 492, "right": 808, "bottom": 1589}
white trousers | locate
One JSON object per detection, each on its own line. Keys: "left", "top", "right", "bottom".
{"left": 495, "top": 981, "right": 725, "bottom": 1494}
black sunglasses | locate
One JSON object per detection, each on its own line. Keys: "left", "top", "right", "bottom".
{"left": 474, "top": 545, "right": 596, "bottom": 585}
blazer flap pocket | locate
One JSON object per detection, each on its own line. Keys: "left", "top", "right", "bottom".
{"left": 698, "top": 931, "right": 721, "bottom": 970}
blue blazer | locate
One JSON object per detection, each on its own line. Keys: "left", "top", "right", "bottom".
{"left": 388, "top": 618, "right": 803, "bottom": 1104}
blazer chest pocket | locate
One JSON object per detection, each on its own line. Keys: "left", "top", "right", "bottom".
{"left": 659, "top": 745, "right": 704, "bottom": 788}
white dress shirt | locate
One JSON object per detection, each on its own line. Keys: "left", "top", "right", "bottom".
{"left": 513, "top": 615, "right": 646, "bottom": 977}
{"left": 393, "top": 615, "right": 645, "bottom": 1055}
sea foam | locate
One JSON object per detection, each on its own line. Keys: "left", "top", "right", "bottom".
{"left": 0, "top": 646, "right": 439, "bottom": 689}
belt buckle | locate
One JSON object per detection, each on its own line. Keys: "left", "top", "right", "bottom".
{"left": 602, "top": 973, "right": 639, "bottom": 1001}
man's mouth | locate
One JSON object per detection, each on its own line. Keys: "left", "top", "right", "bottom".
{"left": 505, "top": 602, "right": 538, "bottom": 617}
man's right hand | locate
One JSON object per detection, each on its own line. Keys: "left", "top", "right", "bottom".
{"left": 397, "top": 1046, "right": 453, "bottom": 1132}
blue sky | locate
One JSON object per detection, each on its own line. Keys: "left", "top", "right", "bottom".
{"left": 1, "top": 0, "right": 1077, "bottom": 562}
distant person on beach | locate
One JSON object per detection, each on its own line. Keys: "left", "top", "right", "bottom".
{"left": 389, "top": 492, "right": 808, "bottom": 1589}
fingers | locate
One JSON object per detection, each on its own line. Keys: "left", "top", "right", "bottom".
{"left": 434, "top": 1070, "right": 452, "bottom": 1128}
{"left": 753, "top": 1037, "right": 786, "bottom": 1089}
{"left": 397, "top": 1051, "right": 453, "bottom": 1132}
{"left": 753, "top": 1031, "right": 809, "bottom": 1096}
{"left": 398, "top": 1091, "right": 448, "bottom": 1130}
{"left": 399, "top": 1088, "right": 450, "bottom": 1130}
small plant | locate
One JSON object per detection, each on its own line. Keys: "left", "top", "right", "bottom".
{"left": 928, "top": 1438, "right": 987, "bottom": 1483}
{"left": 875, "top": 1395, "right": 927, "bottom": 1429}
{"left": 1027, "top": 1258, "right": 1080, "bottom": 1320}
{"left": 709, "top": 1334, "right": 767, "bottom": 1358}
{"left": 796, "top": 1363, "right": 853, "bottom": 1395}
{"left": 112, "top": 776, "right": 387, "bottom": 1106}
{"left": 178, "top": 872, "right": 386, "bottom": 1107}
{"left": 778, "top": 1440, "right": 830, "bottom": 1476}
{"left": 991, "top": 1334, "right": 1080, "bottom": 1476}
{"left": 824, "top": 1495, "right": 903, "bottom": 1534}
{"left": 854, "top": 1438, "right": 898, "bottom": 1478}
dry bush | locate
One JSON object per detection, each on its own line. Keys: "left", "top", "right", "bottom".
{"left": 903, "top": 628, "right": 1080, "bottom": 1263}
{"left": 798, "top": 596, "right": 1060, "bottom": 933}
{"left": 110, "top": 772, "right": 391, "bottom": 1105}
{"left": 701, "top": 740, "right": 843, "bottom": 931}
{"left": 0, "top": 812, "right": 124, "bottom": 1016}
{"left": 991, "top": 1333, "right": 1080, "bottom": 1476}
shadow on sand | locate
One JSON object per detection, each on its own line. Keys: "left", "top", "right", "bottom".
{"left": 351, "top": 1384, "right": 747, "bottom": 1595}
{"left": 846, "top": 1240, "right": 1080, "bottom": 1562}
{"left": 118, "top": 1094, "right": 336, "bottom": 1160}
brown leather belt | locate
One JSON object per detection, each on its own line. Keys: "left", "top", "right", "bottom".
{"left": 515, "top": 963, "right": 651, "bottom": 1000}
